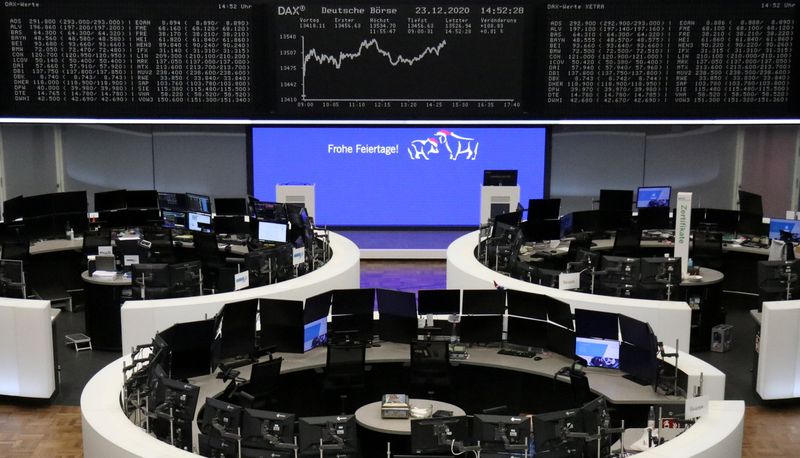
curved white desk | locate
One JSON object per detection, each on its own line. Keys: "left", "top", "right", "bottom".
{"left": 447, "top": 231, "right": 692, "bottom": 351}
{"left": 120, "top": 232, "right": 360, "bottom": 351}
{"left": 355, "top": 399, "right": 465, "bottom": 435}
{"left": 83, "top": 343, "right": 734, "bottom": 458}
{"left": 0, "top": 297, "right": 56, "bottom": 399}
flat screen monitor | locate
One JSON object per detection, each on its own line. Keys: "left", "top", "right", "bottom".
{"left": 602, "top": 256, "right": 641, "bottom": 285}
{"left": 126, "top": 190, "right": 159, "bottom": 209}
{"left": 461, "top": 289, "right": 506, "bottom": 315}
{"left": 198, "top": 434, "right": 238, "bottom": 457}
{"left": 157, "top": 319, "right": 215, "bottom": 380}
{"left": 636, "top": 186, "right": 671, "bottom": 208}
{"left": 298, "top": 415, "right": 358, "bottom": 456}
{"left": 303, "top": 317, "right": 328, "bottom": 352}
{"left": 459, "top": 315, "right": 503, "bottom": 344}
{"left": 417, "top": 289, "right": 460, "bottom": 315}
{"left": 619, "top": 315, "right": 655, "bottom": 349}
{"left": 94, "top": 189, "right": 127, "bottom": 212}
{"left": 528, "top": 198, "right": 561, "bottom": 220}
{"left": 376, "top": 288, "right": 417, "bottom": 318}
{"left": 187, "top": 212, "right": 212, "bottom": 232}
{"left": 214, "top": 299, "right": 258, "bottom": 363}
{"left": 259, "top": 298, "right": 304, "bottom": 353}
{"left": 186, "top": 193, "right": 212, "bottom": 214}
{"left": 331, "top": 288, "right": 375, "bottom": 315}
{"left": 506, "top": 316, "right": 547, "bottom": 349}
{"left": 201, "top": 397, "right": 243, "bottom": 438}
{"left": 703, "top": 209, "right": 740, "bottom": 233}
{"left": 757, "top": 260, "right": 800, "bottom": 300}
{"left": 471, "top": 414, "right": 531, "bottom": 452}
{"left": 739, "top": 190, "right": 763, "bottom": 216}
{"left": 162, "top": 210, "right": 186, "bottom": 228}
{"left": 619, "top": 341, "right": 658, "bottom": 386}
{"left": 213, "top": 215, "right": 251, "bottom": 235}
{"left": 637, "top": 207, "right": 671, "bottom": 229}
{"left": 410, "top": 416, "right": 470, "bottom": 455}
{"left": 575, "top": 337, "right": 620, "bottom": 369}
{"left": 505, "top": 289, "right": 548, "bottom": 320}
{"left": 770, "top": 218, "right": 800, "bottom": 241}
{"left": 252, "top": 127, "right": 546, "bottom": 226}
{"left": 546, "top": 323, "right": 576, "bottom": 359}
{"left": 251, "top": 199, "right": 286, "bottom": 222}
{"left": 3, "top": 195, "right": 24, "bottom": 221}
{"left": 574, "top": 309, "right": 619, "bottom": 340}
{"left": 533, "top": 408, "right": 583, "bottom": 458}
{"left": 483, "top": 169, "right": 518, "bottom": 186}
{"left": 519, "top": 219, "right": 561, "bottom": 242}
{"left": 304, "top": 291, "right": 331, "bottom": 322}
{"left": 257, "top": 220, "right": 288, "bottom": 243}
{"left": 543, "top": 296, "right": 573, "bottom": 330}
{"left": 149, "top": 377, "right": 199, "bottom": 450}
{"left": 52, "top": 191, "right": 88, "bottom": 214}
{"left": 214, "top": 197, "right": 248, "bottom": 216}
{"left": 241, "top": 409, "right": 296, "bottom": 450}
{"left": 23, "top": 193, "right": 54, "bottom": 218}
{"left": 158, "top": 192, "right": 187, "bottom": 211}
{"left": 599, "top": 189, "right": 633, "bottom": 212}
{"left": 131, "top": 263, "right": 170, "bottom": 288}
{"left": 640, "top": 257, "right": 681, "bottom": 285}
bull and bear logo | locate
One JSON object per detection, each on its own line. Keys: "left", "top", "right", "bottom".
{"left": 408, "top": 129, "right": 479, "bottom": 161}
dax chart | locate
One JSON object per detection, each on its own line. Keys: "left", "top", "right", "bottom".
{"left": 273, "top": 2, "right": 528, "bottom": 117}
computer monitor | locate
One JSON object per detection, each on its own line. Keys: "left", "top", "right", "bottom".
{"left": 0, "top": 260, "right": 25, "bottom": 298}
{"left": 417, "top": 289, "right": 460, "bottom": 315}
{"left": 303, "top": 292, "right": 331, "bottom": 352}
{"left": 506, "top": 316, "right": 547, "bottom": 349}
{"left": 619, "top": 341, "right": 659, "bottom": 387}
{"left": 639, "top": 257, "right": 681, "bottom": 290}
{"left": 757, "top": 260, "right": 800, "bottom": 301}
{"left": 169, "top": 261, "right": 202, "bottom": 298}
{"left": 575, "top": 336, "right": 620, "bottom": 369}
{"left": 186, "top": 193, "right": 212, "bottom": 214}
{"left": 532, "top": 408, "right": 583, "bottom": 458}
{"left": 543, "top": 295, "right": 573, "bottom": 330}
{"left": 188, "top": 212, "right": 213, "bottom": 232}
{"left": 251, "top": 199, "right": 287, "bottom": 222}
{"left": 162, "top": 210, "right": 186, "bottom": 228}
{"left": 602, "top": 256, "right": 641, "bottom": 284}
{"left": 410, "top": 416, "right": 471, "bottom": 455}
{"left": 618, "top": 315, "right": 654, "bottom": 349}
{"left": 298, "top": 415, "right": 358, "bottom": 456}
{"left": 213, "top": 299, "right": 258, "bottom": 364}
{"left": 739, "top": 190, "right": 763, "bottom": 216}
{"left": 599, "top": 189, "right": 633, "bottom": 212}
{"left": 201, "top": 397, "right": 243, "bottom": 438}
{"left": 23, "top": 193, "right": 55, "bottom": 219}
{"left": 259, "top": 298, "right": 304, "bottom": 353}
{"left": 483, "top": 170, "right": 518, "bottom": 186}
{"left": 636, "top": 186, "right": 671, "bottom": 209}
{"left": 148, "top": 377, "right": 199, "bottom": 450}
{"left": 215, "top": 197, "right": 248, "bottom": 216}
{"left": 376, "top": 289, "right": 418, "bottom": 344}
{"left": 546, "top": 323, "right": 577, "bottom": 359}
{"left": 331, "top": 288, "right": 375, "bottom": 315}
{"left": 257, "top": 220, "right": 288, "bottom": 243}
{"left": 461, "top": 289, "right": 506, "bottom": 315}
{"left": 51, "top": 190, "right": 88, "bottom": 215}
{"left": 95, "top": 189, "right": 127, "bottom": 212}
{"left": 198, "top": 433, "right": 238, "bottom": 458}
{"left": 213, "top": 215, "right": 251, "bottom": 236}
{"left": 472, "top": 414, "right": 531, "bottom": 453}
{"left": 519, "top": 218, "right": 561, "bottom": 242}
{"left": 459, "top": 315, "right": 503, "bottom": 344}
{"left": 528, "top": 198, "right": 561, "bottom": 220}
{"left": 157, "top": 318, "right": 215, "bottom": 380}
{"left": 241, "top": 409, "right": 296, "bottom": 450}
{"left": 703, "top": 209, "right": 740, "bottom": 233}
{"left": 579, "top": 396, "right": 612, "bottom": 458}
{"left": 131, "top": 263, "right": 171, "bottom": 299}
{"left": 770, "top": 219, "right": 800, "bottom": 241}
{"left": 574, "top": 309, "right": 619, "bottom": 340}
{"left": 126, "top": 190, "right": 159, "bottom": 209}
{"left": 636, "top": 207, "right": 671, "bottom": 229}
{"left": 158, "top": 192, "right": 187, "bottom": 212}
{"left": 3, "top": 195, "right": 24, "bottom": 222}
{"left": 494, "top": 210, "right": 524, "bottom": 228}
{"left": 506, "top": 289, "right": 548, "bottom": 320}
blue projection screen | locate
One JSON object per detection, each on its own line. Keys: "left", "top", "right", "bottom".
{"left": 251, "top": 127, "right": 547, "bottom": 226}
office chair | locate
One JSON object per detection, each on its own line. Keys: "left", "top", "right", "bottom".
{"left": 611, "top": 227, "right": 641, "bottom": 257}
{"left": 2, "top": 237, "right": 30, "bottom": 263}
{"left": 82, "top": 229, "right": 111, "bottom": 258}
{"left": 142, "top": 226, "right": 176, "bottom": 263}
{"left": 323, "top": 342, "right": 366, "bottom": 414}
{"left": 566, "top": 233, "right": 593, "bottom": 269}
{"left": 235, "top": 357, "right": 283, "bottom": 409}
{"left": 569, "top": 371, "right": 593, "bottom": 407}
{"left": 191, "top": 231, "right": 228, "bottom": 293}
{"left": 691, "top": 231, "right": 724, "bottom": 270}
{"left": 780, "top": 230, "right": 796, "bottom": 261}
{"left": 409, "top": 339, "right": 451, "bottom": 400}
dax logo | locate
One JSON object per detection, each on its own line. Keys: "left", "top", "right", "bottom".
{"left": 408, "top": 129, "right": 479, "bottom": 161}
{"left": 277, "top": 5, "right": 305, "bottom": 15}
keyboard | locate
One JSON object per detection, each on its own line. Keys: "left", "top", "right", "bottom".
{"left": 498, "top": 349, "right": 537, "bottom": 358}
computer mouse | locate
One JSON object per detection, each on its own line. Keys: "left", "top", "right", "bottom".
{"left": 533, "top": 356, "right": 542, "bottom": 361}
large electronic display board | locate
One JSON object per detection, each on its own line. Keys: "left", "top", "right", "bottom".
{"left": 1, "top": 0, "right": 798, "bottom": 120}
{"left": 250, "top": 126, "right": 548, "bottom": 226}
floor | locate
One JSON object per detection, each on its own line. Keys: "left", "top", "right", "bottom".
{"left": 1, "top": 259, "right": 799, "bottom": 457}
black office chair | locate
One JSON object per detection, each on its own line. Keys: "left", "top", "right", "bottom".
{"left": 142, "top": 226, "right": 176, "bottom": 263}
{"left": 82, "top": 229, "right": 111, "bottom": 258}
{"left": 235, "top": 357, "right": 283, "bottom": 409}
{"left": 780, "top": 230, "right": 796, "bottom": 261}
{"left": 692, "top": 231, "right": 724, "bottom": 270}
{"left": 567, "top": 233, "right": 593, "bottom": 263}
{"left": 409, "top": 339, "right": 451, "bottom": 399}
{"left": 323, "top": 342, "right": 366, "bottom": 414}
{"left": 2, "top": 237, "right": 30, "bottom": 263}
{"left": 569, "top": 371, "right": 593, "bottom": 407}
{"left": 191, "top": 231, "right": 227, "bottom": 293}
{"left": 611, "top": 227, "right": 641, "bottom": 257}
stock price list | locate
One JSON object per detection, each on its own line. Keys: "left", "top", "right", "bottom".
{"left": 543, "top": 1, "right": 798, "bottom": 117}
{"left": 273, "top": 2, "right": 527, "bottom": 117}
{"left": 2, "top": 1, "right": 255, "bottom": 117}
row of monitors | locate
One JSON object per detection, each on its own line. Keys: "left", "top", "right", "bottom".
{"left": 523, "top": 188, "right": 673, "bottom": 223}
{"left": 128, "top": 261, "right": 202, "bottom": 300}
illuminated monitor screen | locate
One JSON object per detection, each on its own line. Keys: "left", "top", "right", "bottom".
{"left": 575, "top": 337, "right": 620, "bottom": 369}
{"left": 303, "top": 317, "right": 328, "bottom": 352}
{"left": 769, "top": 219, "right": 800, "bottom": 241}
{"left": 636, "top": 186, "right": 671, "bottom": 209}
{"left": 251, "top": 127, "right": 547, "bottom": 226}
{"left": 187, "top": 212, "right": 211, "bottom": 232}
{"left": 258, "top": 221, "right": 288, "bottom": 243}
{"left": 163, "top": 210, "right": 186, "bottom": 228}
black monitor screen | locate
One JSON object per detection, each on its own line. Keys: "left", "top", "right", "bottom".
{"left": 528, "top": 198, "right": 561, "bottom": 220}
{"left": 95, "top": 189, "right": 127, "bottom": 212}
{"left": 602, "top": 256, "right": 641, "bottom": 285}
{"left": 417, "top": 289, "right": 460, "bottom": 315}
{"left": 599, "top": 189, "right": 633, "bottom": 212}
{"left": 506, "top": 289, "right": 548, "bottom": 320}
{"left": 461, "top": 289, "right": 505, "bottom": 315}
{"left": 410, "top": 416, "right": 470, "bottom": 455}
{"left": 259, "top": 298, "right": 304, "bottom": 353}
{"left": 304, "top": 291, "right": 331, "bottom": 323}
{"left": 215, "top": 299, "right": 258, "bottom": 362}
{"left": 186, "top": 193, "right": 212, "bottom": 213}
{"left": 241, "top": 409, "right": 296, "bottom": 450}
{"left": 739, "top": 190, "right": 763, "bottom": 216}
{"left": 23, "top": 193, "right": 54, "bottom": 218}
{"left": 376, "top": 288, "right": 417, "bottom": 318}
{"left": 52, "top": 191, "right": 88, "bottom": 215}
{"left": 519, "top": 219, "right": 561, "bottom": 242}
{"left": 543, "top": 296, "right": 573, "bottom": 330}
{"left": 619, "top": 342, "right": 658, "bottom": 386}
{"left": 213, "top": 215, "right": 251, "bottom": 235}
{"left": 471, "top": 414, "right": 531, "bottom": 451}
{"left": 331, "top": 288, "right": 375, "bottom": 315}
{"left": 215, "top": 197, "right": 249, "bottom": 216}
{"left": 158, "top": 192, "right": 187, "bottom": 212}
{"left": 640, "top": 257, "right": 681, "bottom": 285}
{"left": 574, "top": 309, "right": 619, "bottom": 340}
{"left": 3, "top": 195, "right": 24, "bottom": 222}
{"left": 298, "top": 415, "right": 358, "bottom": 456}
{"left": 546, "top": 323, "right": 576, "bottom": 359}
{"left": 703, "top": 209, "right": 740, "bottom": 233}
{"left": 201, "top": 397, "right": 243, "bottom": 438}
{"left": 252, "top": 200, "right": 286, "bottom": 222}
{"left": 506, "top": 316, "right": 547, "bottom": 349}
{"left": 619, "top": 315, "right": 654, "bottom": 349}
{"left": 636, "top": 186, "right": 671, "bottom": 209}
{"left": 637, "top": 207, "right": 671, "bottom": 229}
{"left": 157, "top": 318, "right": 215, "bottom": 380}
{"left": 533, "top": 408, "right": 583, "bottom": 458}
{"left": 126, "top": 190, "right": 159, "bottom": 209}
{"left": 459, "top": 315, "right": 503, "bottom": 344}
{"left": 483, "top": 170, "right": 518, "bottom": 186}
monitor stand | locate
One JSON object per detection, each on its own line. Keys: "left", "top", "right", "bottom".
{"left": 622, "top": 374, "right": 652, "bottom": 386}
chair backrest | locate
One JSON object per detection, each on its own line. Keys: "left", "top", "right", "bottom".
{"left": 82, "top": 231, "right": 111, "bottom": 256}
{"left": 1, "top": 238, "right": 30, "bottom": 262}
{"left": 612, "top": 228, "right": 641, "bottom": 257}
{"left": 143, "top": 226, "right": 174, "bottom": 255}
{"left": 567, "top": 233, "right": 592, "bottom": 262}
{"left": 692, "top": 231, "right": 723, "bottom": 257}
{"left": 410, "top": 340, "right": 449, "bottom": 374}
{"left": 325, "top": 342, "right": 366, "bottom": 383}
{"left": 569, "top": 371, "right": 593, "bottom": 406}
{"left": 241, "top": 357, "right": 283, "bottom": 399}
{"left": 192, "top": 231, "right": 223, "bottom": 261}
